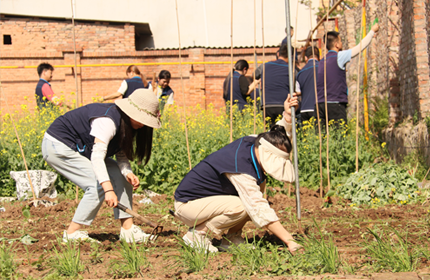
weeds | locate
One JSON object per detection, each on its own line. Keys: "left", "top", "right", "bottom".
{"left": 89, "top": 242, "right": 104, "bottom": 264}
{"left": 0, "top": 241, "right": 18, "bottom": 279}
{"left": 364, "top": 228, "right": 419, "bottom": 272}
{"left": 229, "top": 227, "right": 340, "bottom": 277}
{"left": 48, "top": 238, "right": 85, "bottom": 277}
{"left": 174, "top": 235, "right": 211, "bottom": 273}
{"left": 109, "top": 239, "right": 150, "bottom": 278}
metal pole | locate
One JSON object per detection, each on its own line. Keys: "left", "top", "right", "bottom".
{"left": 284, "top": 0, "right": 302, "bottom": 230}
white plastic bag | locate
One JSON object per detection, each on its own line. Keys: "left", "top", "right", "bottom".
{"left": 10, "top": 170, "right": 58, "bottom": 200}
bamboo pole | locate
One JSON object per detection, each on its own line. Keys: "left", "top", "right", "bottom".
{"left": 355, "top": 1, "right": 365, "bottom": 172}
{"left": 253, "top": 0, "right": 257, "bottom": 135}
{"left": 175, "top": 0, "right": 192, "bottom": 171}
{"left": 323, "top": 5, "right": 331, "bottom": 191}
{"left": 0, "top": 78, "right": 37, "bottom": 202}
{"left": 229, "top": 0, "right": 234, "bottom": 143}
{"left": 308, "top": 1, "right": 324, "bottom": 198}
{"left": 70, "top": 0, "right": 79, "bottom": 203}
{"left": 262, "top": 0, "right": 267, "bottom": 132}
{"left": 362, "top": 1, "right": 369, "bottom": 141}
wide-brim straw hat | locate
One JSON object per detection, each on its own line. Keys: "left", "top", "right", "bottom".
{"left": 115, "top": 88, "right": 161, "bottom": 129}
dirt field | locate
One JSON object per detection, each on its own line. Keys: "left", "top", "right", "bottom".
{"left": 1, "top": 188, "right": 430, "bottom": 279}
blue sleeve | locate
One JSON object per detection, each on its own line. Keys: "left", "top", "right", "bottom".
{"left": 337, "top": 50, "right": 352, "bottom": 70}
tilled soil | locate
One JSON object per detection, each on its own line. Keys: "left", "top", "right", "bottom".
{"left": 1, "top": 188, "right": 429, "bottom": 279}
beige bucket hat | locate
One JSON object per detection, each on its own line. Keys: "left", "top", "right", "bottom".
{"left": 115, "top": 88, "right": 161, "bottom": 129}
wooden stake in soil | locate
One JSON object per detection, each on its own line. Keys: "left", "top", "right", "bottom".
{"left": 355, "top": 1, "right": 366, "bottom": 173}
{"left": 0, "top": 81, "right": 37, "bottom": 202}
{"left": 308, "top": 1, "right": 324, "bottom": 198}
{"left": 261, "top": 0, "right": 266, "bottom": 132}
{"left": 175, "top": 0, "right": 192, "bottom": 171}
{"left": 323, "top": 6, "right": 331, "bottom": 191}
{"left": 229, "top": 0, "right": 234, "bottom": 143}
{"left": 253, "top": 0, "right": 257, "bottom": 135}
{"left": 71, "top": 0, "right": 80, "bottom": 203}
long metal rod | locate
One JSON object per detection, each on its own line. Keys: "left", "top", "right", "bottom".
{"left": 284, "top": 0, "right": 301, "bottom": 225}
{"left": 0, "top": 60, "right": 271, "bottom": 69}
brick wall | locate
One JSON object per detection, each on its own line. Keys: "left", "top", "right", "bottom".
{"left": 0, "top": 16, "right": 135, "bottom": 52}
{"left": 0, "top": 48, "right": 277, "bottom": 114}
{"left": 337, "top": 0, "right": 430, "bottom": 124}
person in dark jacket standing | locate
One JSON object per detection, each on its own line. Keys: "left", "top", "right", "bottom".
{"left": 42, "top": 89, "right": 160, "bottom": 243}
{"left": 259, "top": 44, "right": 291, "bottom": 125}
{"left": 316, "top": 24, "right": 379, "bottom": 124}
{"left": 296, "top": 46, "right": 319, "bottom": 122}
{"left": 223, "top": 60, "right": 260, "bottom": 112}
{"left": 174, "top": 95, "right": 301, "bottom": 253}
{"left": 103, "top": 65, "right": 148, "bottom": 101}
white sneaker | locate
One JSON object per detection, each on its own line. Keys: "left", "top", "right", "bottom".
{"left": 219, "top": 232, "right": 245, "bottom": 251}
{"left": 120, "top": 224, "right": 154, "bottom": 243}
{"left": 62, "top": 230, "right": 100, "bottom": 243}
{"left": 182, "top": 229, "right": 218, "bottom": 253}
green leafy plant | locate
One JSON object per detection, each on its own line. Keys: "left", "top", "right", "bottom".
{"left": 337, "top": 162, "right": 419, "bottom": 206}
{"left": 0, "top": 241, "right": 18, "bottom": 279}
{"left": 364, "top": 228, "right": 420, "bottom": 272}
{"left": 174, "top": 235, "right": 211, "bottom": 273}
{"left": 109, "top": 239, "right": 150, "bottom": 278}
{"left": 48, "top": 238, "right": 85, "bottom": 277}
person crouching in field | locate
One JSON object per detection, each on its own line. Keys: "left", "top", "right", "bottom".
{"left": 42, "top": 89, "right": 160, "bottom": 243}
{"left": 174, "top": 95, "right": 302, "bottom": 253}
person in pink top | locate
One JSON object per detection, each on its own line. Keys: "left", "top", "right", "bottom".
{"left": 35, "top": 63, "right": 63, "bottom": 108}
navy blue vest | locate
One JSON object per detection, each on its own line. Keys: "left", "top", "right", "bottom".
{"left": 297, "top": 59, "right": 318, "bottom": 112}
{"left": 317, "top": 51, "right": 348, "bottom": 104}
{"left": 174, "top": 136, "right": 266, "bottom": 203}
{"left": 261, "top": 59, "right": 291, "bottom": 106}
{"left": 35, "top": 79, "right": 51, "bottom": 107}
{"left": 223, "top": 71, "right": 248, "bottom": 111}
{"left": 46, "top": 103, "right": 122, "bottom": 160}
{"left": 159, "top": 85, "right": 173, "bottom": 100}
{"left": 124, "top": 76, "right": 146, "bottom": 98}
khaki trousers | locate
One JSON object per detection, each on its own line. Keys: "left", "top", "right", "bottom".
{"left": 174, "top": 195, "right": 250, "bottom": 235}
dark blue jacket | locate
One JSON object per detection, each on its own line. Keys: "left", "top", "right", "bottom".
{"left": 317, "top": 51, "right": 348, "bottom": 104}
{"left": 46, "top": 103, "right": 122, "bottom": 160}
{"left": 124, "top": 76, "right": 146, "bottom": 98}
{"left": 174, "top": 136, "right": 266, "bottom": 203}
{"left": 297, "top": 59, "right": 319, "bottom": 112}
{"left": 223, "top": 71, "right": 248, "bottom": 111}
{"left": 261, "top": 59, "right": 291, "bottom": 106}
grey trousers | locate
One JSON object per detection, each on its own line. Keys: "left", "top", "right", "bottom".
{"left": 42, "top": 135, "right": 133, "bottom": 225}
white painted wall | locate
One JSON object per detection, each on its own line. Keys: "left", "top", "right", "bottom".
{"left": 0, "top": 0, "right": 320, "bottom": 48}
